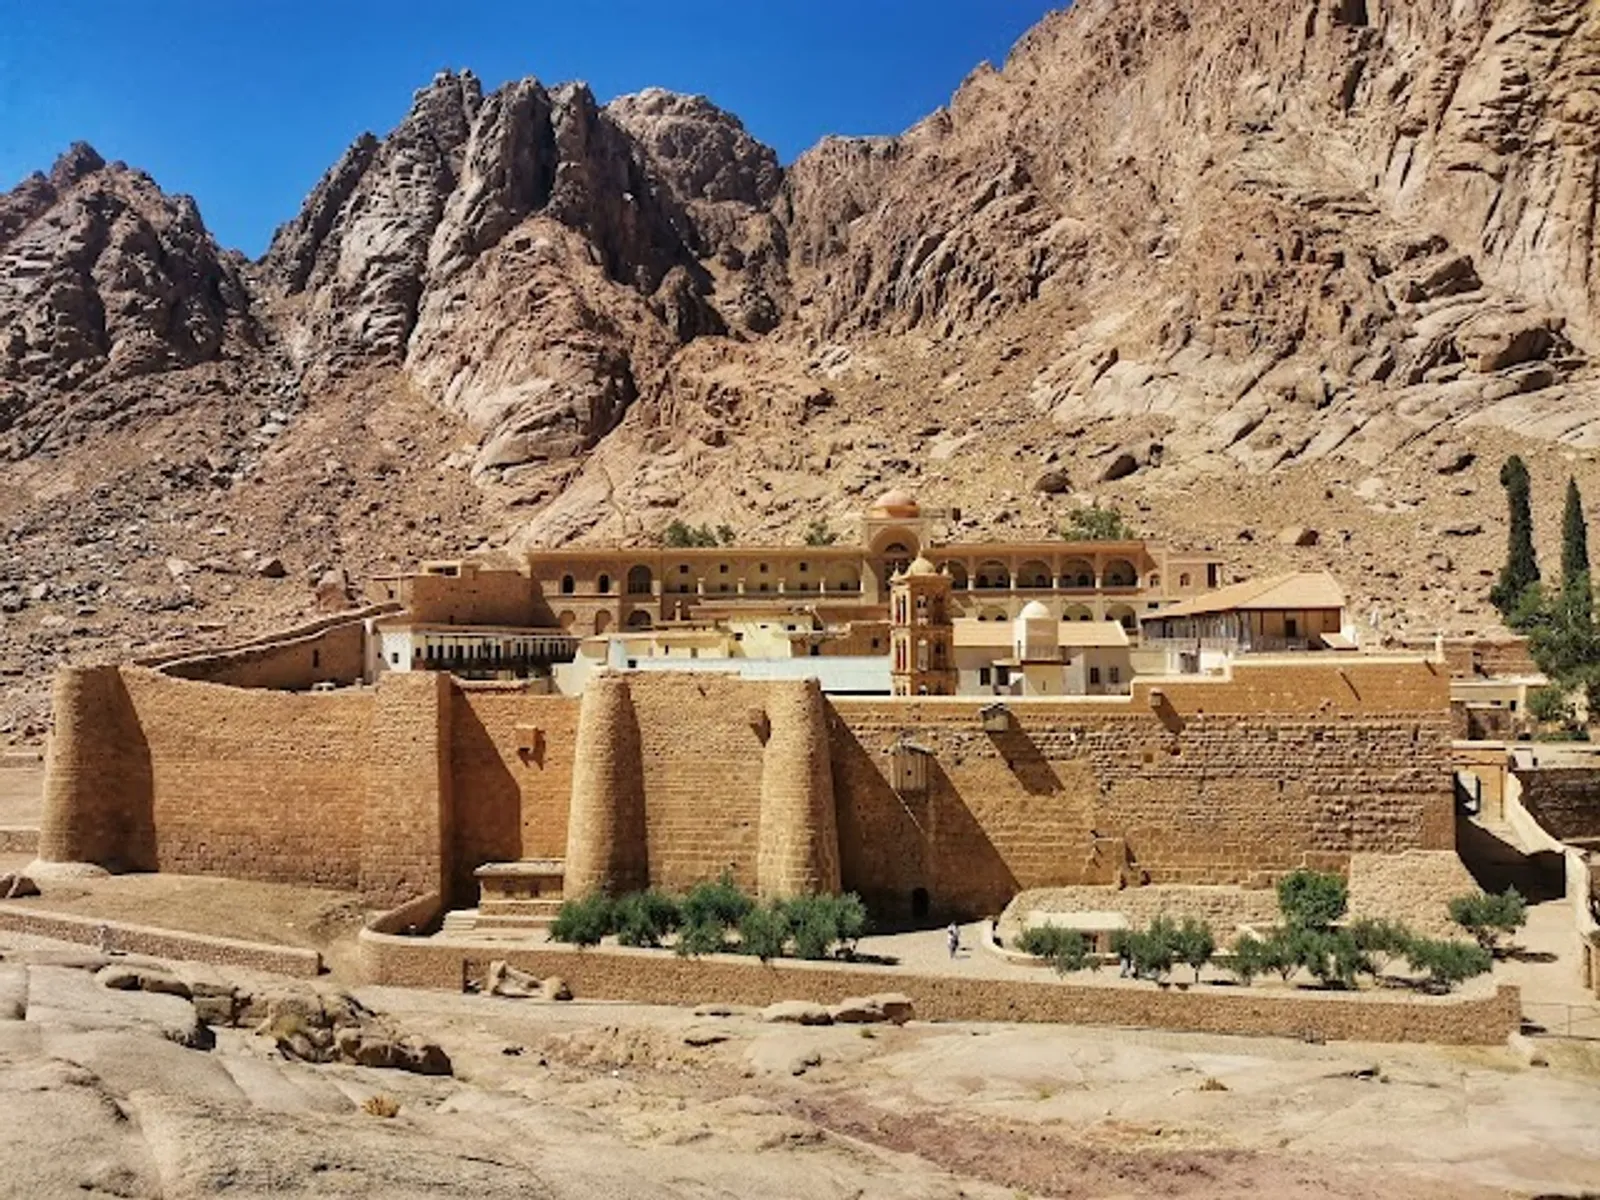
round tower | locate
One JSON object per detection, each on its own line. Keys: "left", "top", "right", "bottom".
{"left": 563, "top": 673, "right": 648, "bottom": 896}
{"left": 38, "top": 665, "right": 152, "bottom": 872}
{"left": 757, "top": 678, "right": 841, "bottom": 899}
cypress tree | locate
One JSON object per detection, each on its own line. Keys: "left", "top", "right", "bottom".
{"left": 1562, "top": 477, "right": 1590, "bottom": 612}
{"left": 1491, "top": 455, "right": 1539, "bottom": 617}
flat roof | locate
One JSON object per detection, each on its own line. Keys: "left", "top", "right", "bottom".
{"left": 954, "top": 619, "right": 1129, "bottom": 649}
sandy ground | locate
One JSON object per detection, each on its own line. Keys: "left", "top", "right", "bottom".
{"left": 3, "top": 929, "right": 1598, "bottom": 1200}
{"left": 0, "top": 763, "right": 41, "bottom": 827}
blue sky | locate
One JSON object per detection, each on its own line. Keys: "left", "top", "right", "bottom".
{"left": 0, "top": 1, "right": 1061, "bottom": 257}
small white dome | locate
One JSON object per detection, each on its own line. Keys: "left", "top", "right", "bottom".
{"left": 1018, "top": 600, "right": 1052, "bottom": 621}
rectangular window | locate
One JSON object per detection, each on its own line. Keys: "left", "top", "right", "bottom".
{"left": 679, "top": 564, "right": 689, "bottom": 574}
{"left": 1207, "top": 564, "right": 1219, "bottom": 588}
{"left": 1109, "top": 667, "right": 1121, "bottom": 684}
{"left": 1285, "top": 618, "right": 1299, "bottom": 638}
{"left": 719, "top": 564, "right": 729, "bottom": 574}
{"left": 390, "top": 652, "right": 400, "bottom": 665}
{"left": 1089, "top": 667, "right": 1101, "bottom": 685}
{"left": 759, "top": 564, "right": 769, "bottom": 574}
{"left": 979, "top": 667, "right": 991, "bottom": 685}
{"left": 799, "top": 562, "right": 809, "bottom": 573}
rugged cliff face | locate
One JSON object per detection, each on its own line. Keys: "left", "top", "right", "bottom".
{"left": 0, "top": 0, "right": 1597, "bottom": 734}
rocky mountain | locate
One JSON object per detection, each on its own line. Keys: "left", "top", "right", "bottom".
{"left": 0, "top": 0, "right": 1598, "bottom": 736}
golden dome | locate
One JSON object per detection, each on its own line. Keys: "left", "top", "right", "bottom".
{"left": 906, "top": 555, "right": 938, "bottom": 576}
{"left": 868, "top": 489, "right": 921, "bottom": 519}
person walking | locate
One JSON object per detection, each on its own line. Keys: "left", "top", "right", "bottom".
{"left": 946, "top": 921, "right": 961, "bottom": 959}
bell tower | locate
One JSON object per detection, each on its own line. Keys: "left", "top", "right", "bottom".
{"left": 889, "top": 556, "right": 956, "bottom": 696}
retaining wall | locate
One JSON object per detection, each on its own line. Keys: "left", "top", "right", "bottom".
{"left": 357, "top": 931, "right": 1519, "bottom": 1045}
{"left": 0, "top": 903, "right": 322, "bottom": 977}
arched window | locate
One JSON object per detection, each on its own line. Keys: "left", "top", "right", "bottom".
{"left": 595, "top": 611, "right": 612, "bottom": 635}
{"left": 1017, "top": 560, "right": 1051, "bottom": 589}
{"left": 1059, "top": 558, "right": 1094, "bottom": 589}
{"left": 1179, "top": 572, "right": 1192, "bottom": 588}
{"left": 1148, "top": 572, "right": 1161, "bottom": 589}
{"left": 560, "top": 574, "right": 576, "bottom": 595}
{"left": 597, "top": 573, "right": 611, "bottom": 594}
{"left": 1103, "top": 559, "right": 1138, "bottom": 588}
{"left": 940, "top": 562, "right": 969, "bottom": 589}
{"left": 976, "top": 561, "right": 1010, "bottom": 589}
{"left": 626, "top": 610, "right": 652, "bottom": 629}
{"left": 626, "top": 565, "right": 653, "bottom": 595}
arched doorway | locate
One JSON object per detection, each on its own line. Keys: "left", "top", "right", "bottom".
{"left": 595, "top": 611, "right": 612, "bottom": 635}
{"left": 626, "top": 565, "right": 653, "bottom": 595}
{"left": 626, "top": 609, "right": 653, "bottom": 629}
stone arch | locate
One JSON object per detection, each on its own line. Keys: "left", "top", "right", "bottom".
{"left": 1059, "top": 558, "right": 1094, "bottom": 589}
{"left": 595, "top": 611, "right": 613, "bottom": 635}
{"left": 1106, "top": 603, "right": 1137, "bottom": 631}
{"left": 939, "top": 561, "right": 969, "bottom": 589}
{"left": 1103, "top": 558, "right": 1138, "bottom": 588}
{"left": 979, "top": 606, "right": 1008, "bottom": 622}
{"left": 1016, "top": 560, "right": 1052, "bottom": 589}
{"left": 975, "top": 559, "right": 1010, "bottom": 589}
{"left": 626, "top": 565, "right": 653, "bottom": 595}
{"left": 626, "top": 609, "right": 652, "bottom": 629}
{"left": 1062, "top": 604, "right": 1094, "bottom": 622}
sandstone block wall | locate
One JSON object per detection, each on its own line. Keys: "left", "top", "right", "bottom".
{"left": 831, "top": 660, "right": 1453, "bottom": 919}
{"left": 357, "top": 931, "right": 1521, "bottom": 1046}
{"left": 1515, "top": 766, "right": 1600, "bottom": 843}
{"left": 449, "top": 687, "right": 578, "bottom": 904}
{"left": 37, "top": 657, "right": 1455, "bottom": 926}
{"left": 158, "top": 619, "right": 367, "bottom": 690}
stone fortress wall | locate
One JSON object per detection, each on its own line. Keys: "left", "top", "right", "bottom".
{"left": 38, "top": 653, "right": 1456, "bottom": 920}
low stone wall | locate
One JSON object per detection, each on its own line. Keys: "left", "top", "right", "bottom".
{"left": 357, "top": 931, "right": 1519, "bottom": 1045}
{"left": 0, "top": 827, "right": 37, "bottom": 855}
{"left": 1001, "top": 885, "right": 1281, "bottom": 943}
{"left": 0, "top": 903, "right": 322, "bottom": 977}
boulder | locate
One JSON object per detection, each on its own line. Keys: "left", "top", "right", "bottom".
{"left": 0, "top": 873, "right": 39, "bottom": 899}
{"left": 1032, "top": 467, "right": 1072, "bottom": 495}
{"left": 869, "top": 992, "right": 914, "bottom": 1025}
{"left": 313, "top": 567, "right": 354, "bottom": 613}
{"left": 255, "top": 556, "right": 288, "bottom": 579}
{"left": 760, "top": 1000, "right": 834, "bottom": 1026}
{"left": 1277, "top": 525, "right": 1320, "bottom": 547}
{"left": 1440, "top": 521, "right": 1483, "bottom": 537}
{"left": 95, "top": 964, "right": 192, "bottom": 1000}
{"left": 486, "top": 960, "right": 541, "bottom": 999}
{"left": 1431, "top": 443, "right": 1475, "bottom": 475}
{"left": 542, "top": 976, "right": 572, "bottom": 1002}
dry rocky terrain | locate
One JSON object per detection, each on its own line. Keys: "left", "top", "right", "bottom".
{"left": 1, "top": 0, "right": 1600, "bottom": 737}
{"left": 1, "top": 934, "right": 1597, "bottom": 1199}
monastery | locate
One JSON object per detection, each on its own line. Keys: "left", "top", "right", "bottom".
{"left": 33, "top": 493, "right": 1476, "bottom": 934}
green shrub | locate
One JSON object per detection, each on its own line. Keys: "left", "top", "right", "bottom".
{"left": 1405, "top": 937, "right": 1494, "bottom": 992}
{"left": 1276, "top": 870, "right": 1349, "bottom": 932}
{"left": 1348, "top": 918, "right": 1414, "bottom": 973}
{"left": 1261, "top": 928, "right": 1301, "bottom": 982}
{"left": 681, "top": 873, "right": 755, "bottom": 931}
{"left": 1293, "top": 929, "right": 1371, "bottom": 990}
{"left": 1170, "top": 918, "right": 1216, "bottom": 983}
{"left": 1018, "top": 926, "right": 1090, "bottom": 975}
{"left": 781, "top": 895, "right": 842, "bottom": 961}
{"left": 1448, "top": 888, "right": 1528, "bottom": 954}
{"left": 832, "top": 893, "right": 869, "bottom": 952}
{"left": 613, "top": 889, "right": 680, "bottom": 949}
{"left": 737, "top": 904, "right": 790, "bottom": 962}
{"left": 1229, "top": 934, "right": 1269, "bottom": 985}
{"left": 674, "top": 919, "right": 728, "bottom": 958}
{"left": 550, "top": 893, "right": 614, "bottom": 948}
{"left": 1128, "top": 917, "right": 1178, "bottom": 982}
